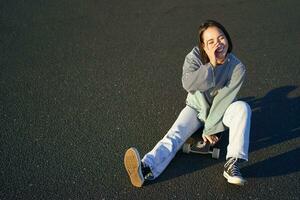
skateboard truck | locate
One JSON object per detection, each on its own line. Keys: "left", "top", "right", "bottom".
{"left": 182, "top": 138, "right": 220, "bottom": 159}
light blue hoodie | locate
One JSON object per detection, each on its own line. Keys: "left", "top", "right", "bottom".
{"left": 182, "top": 47, "right": 246, "bottom": 136}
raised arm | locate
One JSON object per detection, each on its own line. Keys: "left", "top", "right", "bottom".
{"left": 182, "top": 48, "right": 215, "bottom": 93}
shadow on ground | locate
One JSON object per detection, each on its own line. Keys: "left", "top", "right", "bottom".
{"left": 147, "top": 85, "right": 300, "bottom": 184}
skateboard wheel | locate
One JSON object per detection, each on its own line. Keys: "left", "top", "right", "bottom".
{"left": 212, "top": 148, "right": 220, "bottom": 159}
{"left": 182, "top": 143, "right": 191, "bottom": 153}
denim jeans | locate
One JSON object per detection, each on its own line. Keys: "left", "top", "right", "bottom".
{"left": 142, "top": 101, "right": 251, "bottom": 179}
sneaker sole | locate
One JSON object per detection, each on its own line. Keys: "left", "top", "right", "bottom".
{"left": 223, "top": 171, "right": 246, "bottom": 186}
{"left": 124, "top": 147, "right": 144, "bottom": 187}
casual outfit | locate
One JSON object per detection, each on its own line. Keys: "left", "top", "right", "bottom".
{"left": 124, "top": 47, "right": 251, "bottom": 187}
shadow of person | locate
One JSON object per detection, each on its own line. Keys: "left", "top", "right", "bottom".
{"left": 147, "top": 85, "right": 300, "bottom": 184}
{"left": 240, "top": 85, "right": 300, "bottom": 178}
{"left": 242, "top": 85, "right": 300, "bottom": 151}
{"left": 243, "top": 148, "right": 300, "bottom": 178}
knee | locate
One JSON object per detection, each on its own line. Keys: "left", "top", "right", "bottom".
{"left": 232, "top": 101, "right": 252, "bottom": 117}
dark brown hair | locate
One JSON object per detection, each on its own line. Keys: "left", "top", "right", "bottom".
{"left": 198, "top": 20, "right": 233, "bottom": 64}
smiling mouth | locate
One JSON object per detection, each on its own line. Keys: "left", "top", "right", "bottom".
{"left": 216, "top": 46, "right": 224, "bottom": 53}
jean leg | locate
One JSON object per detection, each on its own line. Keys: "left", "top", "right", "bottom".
{"left": 223, "top": 101, "right": 251, "bottom": 161}
{"left": 142, "top": 106, "right": 202, "bottom": 178}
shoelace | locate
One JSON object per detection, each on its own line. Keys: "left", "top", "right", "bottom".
{"left": 226, "top": 158, "right": 242, "bottom": 177}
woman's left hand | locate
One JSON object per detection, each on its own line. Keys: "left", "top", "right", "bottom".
{"left": 202, "top": 134, "right": 219, "bottom": 145}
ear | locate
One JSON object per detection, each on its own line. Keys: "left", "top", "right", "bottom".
{"left": 200, "top": 42, "right": 205, "bottom": 49}
{"left": 200, "top": 42, "right": 204, "bottom": 48}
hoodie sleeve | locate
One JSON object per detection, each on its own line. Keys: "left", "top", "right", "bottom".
{"left": 182, "top": 49, "right": 215, "bottom": 93}
{"left": 202, "top": 62, "right": 246, "bottom": 136}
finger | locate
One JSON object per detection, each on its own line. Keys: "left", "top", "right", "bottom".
{"left": 211, "top": 136, "right": 217, "bottom": 144}
{"left": 211, "top": 135, "right": 218, "bottom": 141}
{"left": 215, "top": 42, "right": 221, "bottom": 49}
{"left": 212, "top": 44, "right": 219, "bottom": 51}
{"left": 215, "top": 136, "right": 219, "bottom": 142}
{"left": 210, "top": 46, "right": 219, "bottom": 58}
{"left": 206, "top": 136, "right": 213, "bottom": 144}
{"left": 202, "top": 135, "right": 207, "bottom": 143}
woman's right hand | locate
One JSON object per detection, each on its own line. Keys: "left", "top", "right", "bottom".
{"left": 203, "top": 43, "right": 219, "bottom": 67}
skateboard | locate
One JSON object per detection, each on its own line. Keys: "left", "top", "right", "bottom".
{"left": 182, "top": 137, "right": 221, "bottom": 159}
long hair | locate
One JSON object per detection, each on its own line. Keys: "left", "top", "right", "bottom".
{"left": 198, "top": 20, "right": 233, "bottom": 64}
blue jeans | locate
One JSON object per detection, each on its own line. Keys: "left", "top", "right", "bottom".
{"left": 142, "top": 101, "right": 251, "bottom": 179}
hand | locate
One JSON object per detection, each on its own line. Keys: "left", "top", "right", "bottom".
{"left": 202, "top": 134, "right": 219, "bottom": 145}
{"left": 203, "top": 43, "right": 219, "bottom": 67}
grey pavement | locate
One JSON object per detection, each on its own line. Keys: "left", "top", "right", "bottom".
{"left": 1, "top": 0, "right": 300, "bottom": 199}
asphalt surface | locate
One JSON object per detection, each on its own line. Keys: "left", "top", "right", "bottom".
{"left": 1, "top": 0, "right": 300, "bottom": 199}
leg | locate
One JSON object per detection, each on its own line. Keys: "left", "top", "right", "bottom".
{"left": 222, "top": 101, "right": 251, "bottom": 186}
{"left": 142, "top": 106, "right": 202, "bottom": 178}
{"left": 223, "top": 101, "right": 251, "bottom": 161}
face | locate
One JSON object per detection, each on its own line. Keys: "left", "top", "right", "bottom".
{"left": 202, "top": 26, "right": 229, "bottom": 62}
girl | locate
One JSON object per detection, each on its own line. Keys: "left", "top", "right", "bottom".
{"left": 124, "top": 20, "right": 251, "bottom": 187}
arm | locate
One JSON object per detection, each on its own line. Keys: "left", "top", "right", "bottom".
{"left": 182, "top": 51, "right": 215, "bottom": 93}
{"left": 202, "top": 63, "right": 246, "bottom": 135}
